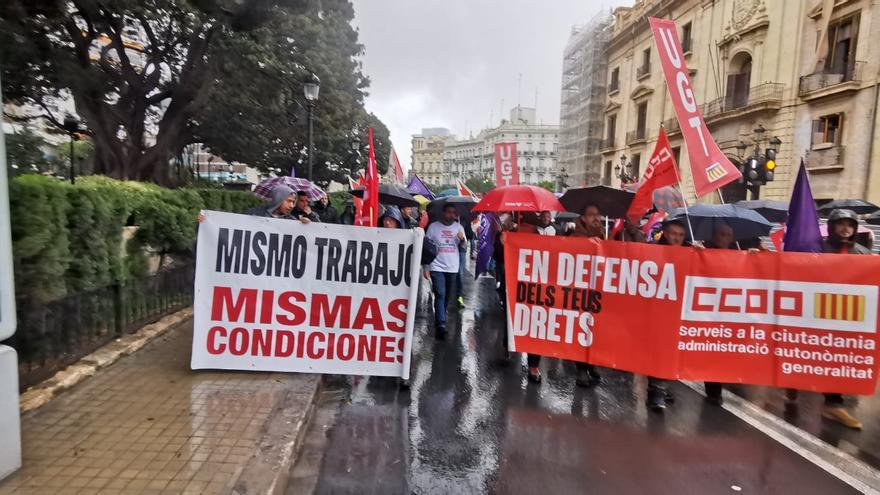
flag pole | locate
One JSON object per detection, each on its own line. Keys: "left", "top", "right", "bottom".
{"left": 665, "top": 124, "right": 697, "bottom": 245}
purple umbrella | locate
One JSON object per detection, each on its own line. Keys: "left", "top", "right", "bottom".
{"left": 253, "top": 177, "right": 324, "bottom": 202}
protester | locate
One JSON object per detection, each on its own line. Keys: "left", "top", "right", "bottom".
{"left": 536, "top": 211, "right": 556, "bottom": 236}
{"left": 314, "top": 193, "right": 339, "bottom": 224}
{"left": 291, "top": 191, "right": 320, "bottom": 223}
{"left": 493, "top": 213, "right": 540, "bottom": 373}
{"left": 784, "top": 208, "right": 869, "bottom": 429}
{"left": 378, "top": 206, "right": 406, "bottom": 229}
{"left": 567, "top": 204, "right": 604, "bottom": 387}
{"left": 339, "top": 200, "right": 356, "bottom": 225}
{"left": 454, "top": 214, "right": 474, "bottom": 309}
{"left": 645, "top": 218, "right": 695, "bottom": 411}
{"left": 425, "top": 204, "right": 466, "bottom": 339}
{"left": 197, "top": 185, "right": 308, "bottom": 224}
{"left": 702, "top": 223, "right": 736, "bottom": 406}
{"left": 400, "top": 206, "right": 419, "bottom": 229}
{"left": 613, "top": 218, "right": 646, "bottom": 242}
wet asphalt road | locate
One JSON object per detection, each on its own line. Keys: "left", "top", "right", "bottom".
{"left": 297, "top": 266, "right": 862, "bottom": 494}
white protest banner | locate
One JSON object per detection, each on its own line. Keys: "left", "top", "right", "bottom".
{"left": 192, "top": 211, "right": 424, "bottom": 379}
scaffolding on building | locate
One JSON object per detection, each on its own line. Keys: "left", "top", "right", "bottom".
{"left": 558, "top": 12, "right": 613, "bottom": 188}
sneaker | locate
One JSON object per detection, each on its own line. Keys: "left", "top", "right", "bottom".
{"left": 528, "top": 367, "right": 542, "bottom": 383}
{"left": 456, "top": 296, "right": 465, "bottom": 308}
{"left": 647, "top": 388, "right": 667, "bottom": 412}
{"left": 822, "top": 407, "right": 863, "bottom": 430}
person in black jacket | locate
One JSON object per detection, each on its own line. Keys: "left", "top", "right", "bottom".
{"left": 291, "top": 191, "right": 320, "bottom": 222}
{"left": 314, "top": 193, "right": 339, "bottom": 224}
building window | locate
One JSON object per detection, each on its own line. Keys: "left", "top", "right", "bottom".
{"left": 607, "top": 114, "right": 617, "bottom": 143}
{"left": 553, "top": 143, "right": 558, "bottom": 153}
{"left": 812, "top": 113, "right": 844, "bottom": 146}
{"left": 610, "top": 67, "right": 620, "bottom": 92}
{"left": 826, "top": 14, "right": 860, "bottom": 79}
{"left": 672, "top": 147, "right": 681, "bottom": 165}
{"left": 540, "top": 142, "right": 546, "bottom": 152}
{"left": 636, "top": 103, "right": 647, "bottom": 139}
{"left": 630, "top": 153, "right": 642, "bottom": 179}
{"left": 681, "top": 22, "right": 693, "bottom": 53}
{"left": 527, "top": 142, "right": 533, "bottom": 151}
{"left": 637, "top": 48, "right": 651, "bottom": 78}
{"left": 726, "top": 53, "right": 752, "bottom": 109}
{"left": 603, "top": 161, "right": 612, "bottom": 186}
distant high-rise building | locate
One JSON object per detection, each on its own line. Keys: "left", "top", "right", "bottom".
{"left": 558, "top": 12, "right": 613, "bottom": 188}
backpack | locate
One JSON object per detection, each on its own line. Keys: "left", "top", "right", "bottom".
{"left": 421, "top": 237, "right": 438, "bottom": 265}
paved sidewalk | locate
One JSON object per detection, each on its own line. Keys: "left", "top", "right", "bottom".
{"left": 0, "top": 319, "right": 319, "bottom": 495}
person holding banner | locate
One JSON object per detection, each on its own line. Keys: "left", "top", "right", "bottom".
{"left": 197, "top": 185, "right": 311, "bottom": 224}
{"left": 784, "top": 208, "right": 871, "bottom": 429}
{"left": 425, "top": 204, "right": 466, "bottom": 339}
{"left": 568, "top": 204, "right": 605, "bottom": 388}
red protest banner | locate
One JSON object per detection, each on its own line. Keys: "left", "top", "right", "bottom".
{"left": 627, "top": 128, "right": 679, "bottom": 222}
{"left": 503, "top": 233, "right": 880, "bottom": 394}
{"left": 649, "top": 17, "right": 741, "bottom": 197}
{"left": 494, "top": 143, "right": 520, "bottom": 186}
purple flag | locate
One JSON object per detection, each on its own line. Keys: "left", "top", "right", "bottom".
{"left": 475, "top": 213, "right": 498, "bottom": 279}
{"left": 783, "top": 160, "right": 823, "bottom": 253}
{"left": 407, "top": 174, "right": 435, "bottom": 200}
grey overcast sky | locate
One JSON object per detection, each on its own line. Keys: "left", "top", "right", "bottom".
{"left": 351, "top": 0, "right": 628, "bottom": 170}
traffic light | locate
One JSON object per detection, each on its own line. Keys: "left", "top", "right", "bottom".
{"left": 747, "top": 157, "right": 760, "bottom": 183}
{"left": 763, "top": 147, "right": 777, "bottom": 183}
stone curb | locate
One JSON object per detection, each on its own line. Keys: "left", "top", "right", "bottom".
{"left": 232, "top": 375, "right": 322, "bottom": 495}
{"left": 18, "top": 307, "right": 194, "bottom": 413}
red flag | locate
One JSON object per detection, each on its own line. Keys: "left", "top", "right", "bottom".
{"left": 649, "top": 17, "right": 741, "bottom": 197}
{"left": 626, "top": 128, "right": 680, "bottom": 222}
{"left": 364, "top": 128, "right": 380, "bottom": 226}
{"left": 390, "top": 147, "right": 405, "bottom": 185}
{"left": 348, "top": 176, "right": 366, "bottom": 226}
{"left": 458, "top": 179, "right": 475, "bottom": 197}
{"left": 770, "top": 224, "right": 786, "bottom": 251}
{"left": 494, "top": 143, "right": 520, "bottom": 186}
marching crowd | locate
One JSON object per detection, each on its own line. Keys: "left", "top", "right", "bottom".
{"left": 202, "top": 184, "right": 873, "bottom": 431}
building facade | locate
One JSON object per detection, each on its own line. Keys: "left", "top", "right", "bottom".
{"left": 598, "top": 0, "right": 880, "bottom": 204}
{"left": 559, "top": 12, "right": 614, "bottom": 187}
{"left": 410, "top": 128, "right": 449, "bottom": 186}
{"left": 440, "top": 107, "right": 560, "bottom": 187}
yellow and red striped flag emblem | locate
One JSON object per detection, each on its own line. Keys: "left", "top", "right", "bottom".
{"left": 814, "top": 293, "right": 866, "bottom": 322}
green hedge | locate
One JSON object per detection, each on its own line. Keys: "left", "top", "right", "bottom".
{"left": 9, "top": 175, "right": 262, "bottom": 304}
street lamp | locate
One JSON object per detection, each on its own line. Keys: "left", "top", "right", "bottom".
{"left": 556, "top": 167, "right": 569, "bottom": 193}
{"left": 62, "top": 114, "right": 79, "bottom": 184}
{"left": 614, "top": 154, "right": 636, "bottom": 185}
{"left": 303, "top": 73, "right": 321, "bottom": 181}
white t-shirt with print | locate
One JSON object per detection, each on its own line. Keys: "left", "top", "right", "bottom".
{"left": 426, "top": 221, "right": 465, "bottom": 273}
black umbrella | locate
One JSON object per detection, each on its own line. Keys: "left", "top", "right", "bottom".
{"left": 668, "top": 204, "right": 773, "bottom": 241}
{"left": 428, "top": 196, "right": 477, "bottom": 221}
{"left": 350, "top": 184, "right": 420, "bottom": 208}
{"left": 559, "top": 186, "right": 635, "bottom": 219}
{"left": 735, "top": 199, "right": 789, "bottom": 223}
{"left": 817, "top": 199, "right": 879, "bottom": 216}
{"left": 865, "top": 211, "right": 880, "bottom": 226}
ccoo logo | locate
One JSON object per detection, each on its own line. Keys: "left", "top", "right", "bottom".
{"left": 681, "top": 277, "right": 878, "bottom": 333}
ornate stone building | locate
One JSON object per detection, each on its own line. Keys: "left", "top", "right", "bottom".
{"left": 599, "top": 0, "right": 880, "bottom": 204}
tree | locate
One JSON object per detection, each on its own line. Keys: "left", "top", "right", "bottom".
{"left": 4, "top": 128, "right": 51, "bottom": 173}
{"left": 537, "top": 180, "right": 556, "bottom": 192}
{"left": 0, "top": 0, "right": 310, "bottom": 185}
{"left": 465, "top": 176, "right": 495, "bottom": 194}
{"left": 195, "top": 0, "right": 389, "bottom": 186}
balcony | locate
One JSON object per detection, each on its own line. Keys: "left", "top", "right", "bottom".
{"left": 805, "top": 144, "right": 845, "bottom": 172}
{"left": 601, "top": 137, "right": 615, "bottom": 151}
{"left": 636, "top": 63, "right": 651, "bottom": 80}
{"left": 799, "top": 62, "right": 864, "bottom": 101}
{"left": 701, "top": 83, "right": 784, "bottom": 125}
{"left": 626, "top": 130, "right": 647, "bottom": 145}
{"left": 662, "top": 117, "right": 680, "bottom": 135}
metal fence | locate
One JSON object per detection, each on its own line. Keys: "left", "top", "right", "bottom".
{"left": 2, "top": 262, "right": 194, "bottom": 390}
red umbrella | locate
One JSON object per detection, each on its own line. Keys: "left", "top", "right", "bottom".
{"left": 472, "top": 185, "right": 565, "bottom": 213}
